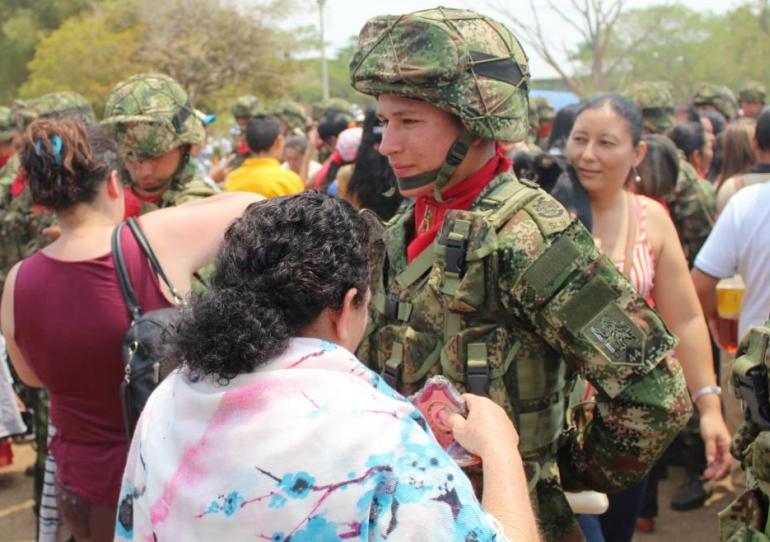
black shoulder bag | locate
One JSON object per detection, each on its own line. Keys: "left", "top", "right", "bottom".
{"left": 112, "top": 217, "right": 182, "bottom": 440}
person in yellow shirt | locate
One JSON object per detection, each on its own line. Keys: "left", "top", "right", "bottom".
{"left": 224, "top": 115, "right": 304, "bottom": 197}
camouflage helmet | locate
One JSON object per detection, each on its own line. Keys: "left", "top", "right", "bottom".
{"left": 0, "top": 107, "right": 13, "bottom": 143}
{"left": 532, "top": 96, "right": 554, "bottom": 122}
{"left": 350, "top": 7, "right": 530, "bottom": 199}
{"left": 626, "top": 81, "right": 676, "bottom": 135}
{"left": 738, "top": 80, "right": 766, "bottom": 104}
{"left": 13, "top": 91, "right": 96, "bottom": 132}
{"left": 272, "top": 100, "right": 308, "bottom": 133}
{"left": 693, "top": 82, "right": 738, "bottom": 120}
{"left": 101, "top": 73, "right": 204, "bottom": 161}
{"left": 312, "top": 98, "right": 355, "bottom": 121}
{"left": 231, "top": 95, "right": 262, "bottom": 119}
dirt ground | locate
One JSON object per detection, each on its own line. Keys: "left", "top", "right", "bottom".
{"left": 0, "top": 441, "right": 735, "bottom": 542}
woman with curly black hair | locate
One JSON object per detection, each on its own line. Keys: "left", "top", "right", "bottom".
{"left": 1, "top": 118, "right": 261, "bottom": 541}
{"left": 116, "top": 191, "right": 536, "bottom": 542}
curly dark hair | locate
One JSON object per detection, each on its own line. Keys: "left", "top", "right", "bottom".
{"left": 168, "top": 191, "right": 372, "bottom": 383}
{"left": 20, "top": 119, "right": 118, "bottom": 211}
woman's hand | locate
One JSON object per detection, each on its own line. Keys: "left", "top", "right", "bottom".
{"left": 698, "top": 401, "right": 732, "bottom": 479}
{"left": 444, "top": 394, "right": 519, "bottom": 458}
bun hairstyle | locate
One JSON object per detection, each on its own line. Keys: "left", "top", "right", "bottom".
{"left": 21, "top": 119, "right": 119, "bottom": 211}
{"left": 168, "top": 191, "right": 375, "bottom": 383}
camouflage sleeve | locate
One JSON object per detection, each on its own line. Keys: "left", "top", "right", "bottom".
{"left": 161, "top": 175, "right": 220, "bottom": 208}
{"left": 666, "top": 158, "right": 716, "bottom": 266}
{"left": 497, "top": 195, "right": 692, "bottom": 492}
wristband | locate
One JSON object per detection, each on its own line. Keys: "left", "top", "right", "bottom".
{"left": 692, "top": 385, "right": 722, "bottom": 403}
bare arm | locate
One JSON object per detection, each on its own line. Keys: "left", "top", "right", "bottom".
{"left": 649, "top": 203, "right": 730, "bottom": 479}
{"left": 0, "top": 263, "right": 44, "bottom": 387}
{"left": 138, "top": 192, "right": 265, "bottom": 297}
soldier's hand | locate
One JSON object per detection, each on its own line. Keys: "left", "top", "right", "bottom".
{"left": 444, "top": 394, "right": 518, "bottom": 458}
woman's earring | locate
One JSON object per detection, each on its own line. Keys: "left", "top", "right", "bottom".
{"left": 633, "top": 167, "right": 641, "bottom": 184}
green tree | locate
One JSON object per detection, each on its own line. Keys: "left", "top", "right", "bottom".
{"left": 19, "top": 1, "right": 148, "bottom": 114}
{"left": 0, "top": 0, "right": 91, "bottom": 103}
{"left": 136, "top": 0, "right": 308, "bottom": 112}
{"left": 292, "top": 36, "right": 372, "bottom": 106}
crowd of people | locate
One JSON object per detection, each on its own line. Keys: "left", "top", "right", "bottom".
{"left": 0, "top": 5, "right": 769, "bottom": 542}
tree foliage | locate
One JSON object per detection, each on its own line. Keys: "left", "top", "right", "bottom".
{"left": 0, "top": 0, "right": 92, "bottom": 103}
{"left": 136, "top": 0, "right": 307, "bottom": 112}
{"left": 19, "top": 2, "right": 148, "bottom": 114}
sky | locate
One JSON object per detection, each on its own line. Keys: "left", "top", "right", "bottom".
{"left": 282, "top": 0, "right": 743, "bottom": 79}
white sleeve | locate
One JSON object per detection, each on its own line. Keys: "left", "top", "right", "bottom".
{"left": 694, "top": 196, "right": 740, "bottom": 279}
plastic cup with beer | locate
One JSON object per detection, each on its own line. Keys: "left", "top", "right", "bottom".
{"left": 716, "top": 275, "right": 745, "bottom": 354}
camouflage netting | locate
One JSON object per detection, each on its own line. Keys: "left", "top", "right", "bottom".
{"left": 102, "top": 73, "right": 204, "bottom": 161}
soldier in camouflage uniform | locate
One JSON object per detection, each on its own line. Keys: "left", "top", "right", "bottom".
{"left": 628, "top": 81, "right": 716, "bottom": 265}
{"left": 101, "top": 73, "right": 219, "bottom": 214}
{"left": 350, "top": 8, "right": 691, "bottom": 541}
{"left": 533, "top": 96, "right": 555, "bottom": 148}
{"left": 272, "top": 100, "right": 308, "bottom": 137}
{"left": 312, "top": 97, "right": 356, "bottom": 123}
{"left": 739, "top": 81, "right": 766, "bottom": 120}
{"left": 693, "top": 82, "right": 739, "bottom": 123}
{"left": 719, "top": 316, "right": 770, "bottom": 541}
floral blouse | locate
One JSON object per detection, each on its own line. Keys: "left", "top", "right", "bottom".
{"left": 115, "top": 337, "right": 506, "bottom": 541}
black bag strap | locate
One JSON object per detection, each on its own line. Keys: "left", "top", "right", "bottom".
{"left": 111, "top": 218, "right": 182, "bottom": 323}
{"left": 112, "top": 222, "right": 143, "bottom": 323}
{"left": 125, "top": 217, "right": 182, "bottom": 304}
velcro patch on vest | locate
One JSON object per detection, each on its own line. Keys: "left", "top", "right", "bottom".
{"left": 519, "top": 235, "right": 581, "bottom": 305}
{"left": 581, "top": 304, "right": 646, "bottom": 366}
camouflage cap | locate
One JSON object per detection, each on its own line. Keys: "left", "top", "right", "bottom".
{"left": 272, "top": 100, "right": 308, "bottom": 133}
{"left": 693, "top": 82, "right": 738, "bottom": 120}
{"left": 532, "top": 96, "right": 554, "bottom": 121}
{"left": 102, "top": 73, "right": 205, "bottom": 161}
{"left": 231, "top": 95, "right": 262, "bottom": 118}
{"left": 350, "top": 7, "right": 531, "bottom": 143}
{"left": 0, "top": 107, "right": 13, "bottom": 143}
{"left": 13, "top": 91, "right": 96, "bottom": 132}
{"left": 626, "top": 81, "right": 675, "bottom": 134}
{"left": 738, "top": 80, "right": 766, "bottom": 104}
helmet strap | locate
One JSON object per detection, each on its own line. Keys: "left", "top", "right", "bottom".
{"left": 394, "top": 129, "right": 473, "bottom": 202}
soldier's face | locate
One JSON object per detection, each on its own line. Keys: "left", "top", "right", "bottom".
{"left": 124, "top": 147, "right": 183, "bottom": 197}
{"left": 377, "top": 95, "right": 463, "bottom": 197}
{"left": 566, "top": 105, "right": 646, "bottom": 197}
{"left": 741, "top": 101, "right": 763, "bottom": 118}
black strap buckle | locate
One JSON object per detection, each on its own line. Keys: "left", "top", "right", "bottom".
{"left": 445, "top": 236, "right": 468, "bottom": 276}
{"left": 383, "top": 363, "right": 400, "bottom": 389}
{"left": 384, "top": 294, "right": 400, "bottom": 320}
{"left": 466, "top": 365, "right": 490, "bottom": 396}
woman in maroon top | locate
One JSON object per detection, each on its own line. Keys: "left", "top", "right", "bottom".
{"left": 0, "top": 118, "right": 261, "bottom": 541}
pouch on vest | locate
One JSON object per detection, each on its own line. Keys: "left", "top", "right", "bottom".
{"left": 376, "top": 324, "right": 442, "bottom": 396}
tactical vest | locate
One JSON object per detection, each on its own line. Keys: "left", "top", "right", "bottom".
{"left": 721, "top": 316, "right": 770, "bottom": 541}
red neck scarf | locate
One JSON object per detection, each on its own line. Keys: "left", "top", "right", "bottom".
{"left": 407, "top": 147, "right": 511, "bottom": 262}
{"left": 10, "top": 168, "right": 27, "bottom": 198}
